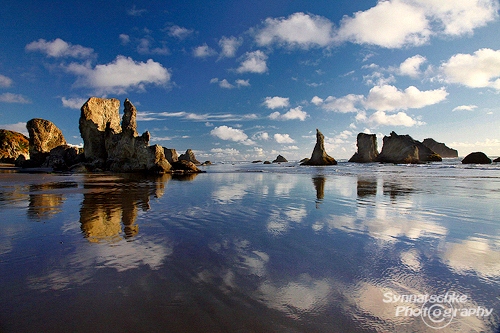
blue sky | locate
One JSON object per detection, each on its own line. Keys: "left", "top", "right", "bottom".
{"left": 1, "top": 0, "right": 500, "bottom": 161}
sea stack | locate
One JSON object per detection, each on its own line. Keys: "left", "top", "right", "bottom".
{"left": 272, "top": 155, "right": 288, "bottom": 163}
{"left": 376, "top": 131, "right": 442, "bottom": 164}
{"left": 349, "top": 133, "right": 379, "bottom": 163}
{"left": 462, "top": 152, "right": 492, "bottom": 164}
{"left": 26, "top": 118, "right": 67, "bottom": 166}
{"left": 422, "top": 138, "right": 458, "bottom": 158}
{"left": 301, "top": 129, "right": 337, "bottom": 165}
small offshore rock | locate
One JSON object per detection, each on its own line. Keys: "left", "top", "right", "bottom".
{"left": 272, "top": 155, "right": 288, "bottom": 163}
{"left": 178, "top": 149, "right": 201, "bottom": 165}
{"left": 462, "top": 152, "right": 492, "bottom": 164}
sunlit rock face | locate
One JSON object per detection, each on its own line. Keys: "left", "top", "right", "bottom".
{"left": 26, "top": 118, "right": 67, "bottom": 165}
{"left": 422, "top": 138, "right": 458, "bottom": 158}
{"left": 79, "top": 97, "right": 171, "bottom": 173}
{"left": 178, "top": 149, "right": 201, "bottom": 165}
{"left": 349, "top": 133, "right": 379, "bottom": 163}
{"left": 376, "top": 131, "right": 442, "bottom": 164}
{"left": 0, "top": 129, "right": 29, "bottom": 163}
{"left": 301, "top": 129, "right": 337, "bottom": 166}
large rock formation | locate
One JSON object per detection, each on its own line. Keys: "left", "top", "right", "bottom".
{"left": 462, "top": 152, "right": 492, "bottom": 164}
{"left": 163, "top": 148, "right": 178, "bottom": 164}
{"left": 376, "top": 132, "right": 442, "bottom": 164}
{"left": 26, "top": 118, "right": 67, "bottom": 165}
{"left": 79, "top": 97, "right": 171, "bottom": 173}
{"left": 0, "top": 129, "right": 29, "bottom": 163}
{"left": 349, "top": 133, "right": 379, "bottom": 163}
{"left": 272, "top": 155, "right": 288, "bottom": 163}
{"left": 79, "top": 97, "right": 121, "bottom": 162}
{"left": 422, "top": 138, "right": 458, "bottom": 158}
{"left": 301, "top": 129, "right": 337, "bottom": 165}
{"left": 178, "top": 149, "right": 200, "bottom": 165}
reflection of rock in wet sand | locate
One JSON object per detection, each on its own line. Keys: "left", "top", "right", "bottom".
{"left": 356, "top": 177, "right": 377, "bottom": 197}
{"left": 27, "top": 181, "right": 78, "bottom": 220}
{"left": 312, "top": 176, "right": 325, "bottom": 208}
{"left": 80, "top": 174, "right": 171, "bottom": 242}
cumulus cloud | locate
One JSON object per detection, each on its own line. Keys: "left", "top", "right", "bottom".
{"left": 0, "top": 74, "right": 13, "bottom": 88}
{"left": 310, "top": 96, "right": 323, "bottom": 106}
{"left": 274, "top": 133, "right": 295, "bottom": 143}
{"left": 210, "top": 126, "right": 255, "bottom": 145}
{"left": 119, "top": 34, "right": 130, "bottom": 45}
{"left": 269, "top": 106, "right": 308, "bottom": 121}
{"left": 235, "top": 79, "right": 250, "bottom": 87}
{"left": 263, "top": 96, "right": 289, "bottom": 109}
{"left": 255, "top": 12, "right": 335, "bottom": 48}
{"left": 440, "top": 48, "right": 500, "bottom": 89}
{"left": 61, "top": 97, "right": 87, "bottom": 109}
{"left": 167, "top": 25, "right": 194, "bottom": 40}
{"left": 321, "top": 94, "right": 364, "bottom": 113}
{"left": 210, "top": 78, "right": 250, "bottom": 89}
{"left": 362, "top": 110, "right": 425, "bottom": 127}
{"left": 399, "top": 55, "right": 427, "bottom": 78}
{"left": 252, "top": 131, "right": 270, "bottom": 141}
{"left": 26, "top": 38, "right": 94, "bottom": 58}
{"left": 0, "top": 92, "right": 31, "bottom": 104}
{"left": 236, "top": 50, "right": 268, "bottom": 73}
{"left": 219, "top": 36, "right": 243, "bottom": 58}
{"left": 363, "top": 85, "right": 448, "bottom": 111}
{"left": 137, "top": 38, "right": 169, "bottom": 55}
{"left": 193, "top": 44, "right": 217, "bottom": 58}
{"left": 452, "top": 105, "right": 478, "bottom": 112}
{"left": 65, "top": 55, "right": 171, "bottom": 94}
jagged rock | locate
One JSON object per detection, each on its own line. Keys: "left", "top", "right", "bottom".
{"left": 171, "top": 160, "right": 203, "bottom": 173}
{"left": 462, "top": 152, "right": 492, "bottom": 164}
{"left": 79, "top": 97, "right": 171, "bottom": 173}
{"left": 0, "top": 129, "right": 29, "bottom": 163}
{"left": 349, "top": 133, "right": 379, "bottom": 163}
{"left": 301, "top": 129, "right": 337, "bottom": 165}
{"left": 79, "top": 97, "right": 121, "bottom": 162}
{"left": 376, "top": 131, "right": 442, "bottom": 164}
{"left": 178, "top": 149, "right": 200, "bottom": 165}
{"left": 201, "top": 160, "right": 212, "bottom": 166}
{"left": 42, "top": 145, "right": 83, "bottom": 171}
{"left": 422, "top": 138, "right": 458, "bottom": 158}
{"left": 272, "top": 155, "right": 288, "bottom": 163}
{"left": 26, "top": 118, "right": 67, "bottom": 166}
{"left": 163, "top": 148, "right": 178, "bottom": 164}
{"left": 493, "top": 157, "right": 500, "bottom": 163}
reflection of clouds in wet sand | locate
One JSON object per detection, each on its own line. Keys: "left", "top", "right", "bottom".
{"left": 266, "top": 205, "right": 307, "bottom": 235}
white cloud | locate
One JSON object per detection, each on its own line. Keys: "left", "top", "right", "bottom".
{"left": 363, "top": 85, "right": 448, "bottom": 111}
{"left": 210, "top": 126, "right": 255, "bottom": 145}
{"left": 236, "top": 50, "right": 268, "bottom": 74}
{"left": 65, "top": 55, "right": 171, "bottom": 94}
{"left": 211, "top": 78, "right": 250, "bottom": 89}
{"left": 219, "top": 79, "right": 234, "bottom": 89}
{"left": 0, "top": 74, "right": 13, "bottom": 88}
{"left": 0, "top": 122, "right": 28, "bottom": 136}
{"left": 137, "top": 38, "right": 169, "bottom": 55}
{"left": 193, "top": 44, "right": 217, "bottom": 58}
{"left": 167, "top": 25, "right": 194, "bottom": 40}
{"left": 310, "top": 96, "right": 323, "bottom": 106}
{"left": 269, "top": 106, "right": 308, "bottom": 121}
{"left": 255, "top": 12, "right": 334, "bottom": 48}
{"left": 399, "top": 55, "right": 427, "bottom": 78}
{"left": 274, "top": 133, "right": 295, "bottom": 143}
{"left": 235, "top": 79, "right": 250, "bottom": 87}
{"left": 322, "top": 94, "right": 364, "bottom": 113}
{"left": 252, "top": 131, "right": 270, "bottom": 141}
{"left": 364, "top": 110, "right": 424, "bottom": 127}
{"left": 61, "top": 97, "right": 87, "bottom": 109}
{"left": 26, "top": 38, "right": 94, "bottom": 58}
{"left": 127, "top": 5, "right": 147, "bottom": 16}
{"left": 219, "top": 36, "right": 243, "bottom": 58}
{"left": 336, "top": 0, "right": 430, "bottom": 48}
{"left": 440, "top": 48, "right": 500, "bottom": 89}
{"left": 210, "top": 147, "right": 241, "bottom": 156}
{"left": 0, "top": 92, "right": 31, "bottom": 104}
{"left": 452, "top": 105, "right": 478, "bottom": 112}
{"left": 263, "top": 96, "right": 289, "bottom": 109}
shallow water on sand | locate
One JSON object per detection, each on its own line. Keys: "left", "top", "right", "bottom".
{"left": 0, "top": 162, "right": 499, "bottom": 332}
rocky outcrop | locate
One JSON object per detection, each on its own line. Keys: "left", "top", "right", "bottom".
{"left": 26, "top": 118, "right": 67, "bottom": 166}
{"left": 79, "top": 97, "right": 171, "bottom": 173}
{"left": 349, "top": 133, "right": 379, "bottom": 163}
{"left": 171, "top": 160, "right": 201, "bottom": 173}
{"left": 42, "top": 145, "right": 83, "bottom": 171}
{"left": 462, "top": 152, "right": 492, "bottom": 164}
{"left": 494, "top": 157, "right": 500, "bottom": 163}
{"left": 272, "top": 155, "right": 288, "bottom": 163}
{"left": 422, "top": 138, "right": 458, "bottom": 158}
{"left": 0, "top": 129, "right": 29, "bottom": 163}
{"left": 163, "top": 148, "right": 178, "bottom": 164}
{"left": 301, "top": 129, "right": 337, "bottom": 165}
{"left": 376, "top": 131, "right": 442, "bottom": 164}
{"left": 178, "top": 149, "right": 201, "bottom": 165}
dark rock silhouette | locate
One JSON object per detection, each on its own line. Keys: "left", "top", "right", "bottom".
{"left": 422, "top": 138, "right": 458, "bottom": 158}
{"left": 493, "top": 157, "right": 500, "bottom": 162}
{"left": 0, "top": 129, "right": 29, "bottom": 163}
{"left": 301, "top": 129, "right": 337, "bottom": 165}
{"left": 462, "top": 152, "right": 492, "bottom": 164}
{"left": 349, "top": 133, "right": 379, "bottom": 163}
{"left": 376, "top": 131, "right": 442, "bottom": 164}
{"left": 272, "top": 155, "right": 288, "bottom": 163}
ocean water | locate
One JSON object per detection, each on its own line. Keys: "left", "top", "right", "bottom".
{"left": 0, "top": 160, "right": 499, "bottom": 332}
